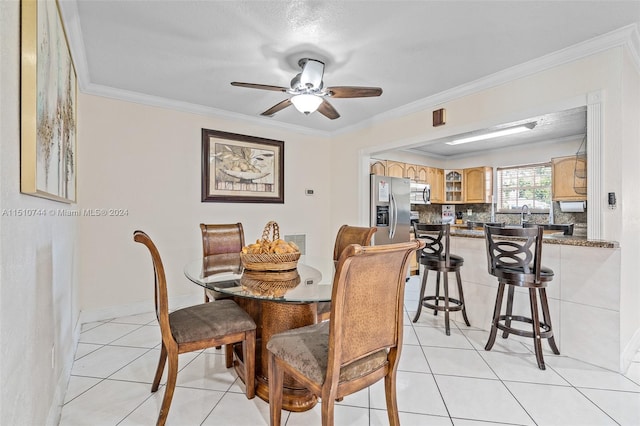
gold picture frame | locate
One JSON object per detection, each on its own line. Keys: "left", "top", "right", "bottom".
{"left": 21, "top": 0, "right": 77, "bottom": 203}
{"left": 201, "top": 129, "right": 284, "bottom": 203}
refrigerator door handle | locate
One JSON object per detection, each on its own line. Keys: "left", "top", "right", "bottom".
{"left": 390, "top": 193, "right": 398, "bottom": 239}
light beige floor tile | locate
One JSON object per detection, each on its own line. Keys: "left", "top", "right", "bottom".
{"left": 71, "top": 345, "right": 148, "bottom": 378}
{"left": 461, "top": 328, "right": 532, "bottom": 354}
{"left": 175, "top": 351, "right": 238, "bottom": 391}
{"left": 547, "top": 357, "right": 640, "bottom": 392}
{"left": 109, "top": 311, "right": 157, "bottom": 325}
{"left": 120, "top": 385, "right": 225, "bottom": 426}
{"left": 399, "top": 344, "right": 430, "bottom": 373}
{"left": 63, "top": 376, "right": 102, "bottom": 403}
{"left": 59, "top": 379, "right": 151, "bottom": 426}
{"left": 435, "top": 375, "right": 534, "bottom": 425}
{"left": 479, "top": 351, "right": 570, "bottom": 385}
{"left": 425, "top": 347, "right": 497, "bottom": 379}
{"left": 370, "top": 371, "right": 448, "bottom": 416}
{"left": 201, "top": 392, "right": 272, "bottom": 425}
{"left": 373, "top": 409, "right": 453, "bottom": 426}
{"left": 74, "top": 343, "right": 103, "bottom": 360}
{"left": 110, "top": 348, "right": 199, "bottom": 384}
{"left": 414, "top": 324, "right": 475, "bottom": 349}
{"left": 79, "top": 322, "right": 143, "bottom": 345}
{"left": 580, "top": 387, "right": 640, "bottom": 425}
{"left": 287, "top": 404, "right": 370, "bottom": 426}
{"left": 110, "top": 324, "right": 161, "bottom": 348}
{"left": 505, "top": 381, "right": 617, "bottom": 425}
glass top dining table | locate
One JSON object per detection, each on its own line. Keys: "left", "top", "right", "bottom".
{"left": 183, "top": 253, "right": 335, "bottom": 303}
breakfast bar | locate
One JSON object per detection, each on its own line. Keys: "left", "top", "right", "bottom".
{"left": 417, "top": 228, "right": 622, "bottom": 371}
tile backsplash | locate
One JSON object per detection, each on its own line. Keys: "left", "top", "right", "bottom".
{"left": 413, "top": 202, "right": 586, "bottom": 227}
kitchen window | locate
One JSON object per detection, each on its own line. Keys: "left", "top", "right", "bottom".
{"left": 497, "top": 163, "right": 552, "bottom": 212}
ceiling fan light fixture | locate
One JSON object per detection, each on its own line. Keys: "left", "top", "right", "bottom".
{"left": 446, "top": 122, "right": 537, "bottom": 146}
{"left": 291, "top": 94, "right": 322, "bottom": 115}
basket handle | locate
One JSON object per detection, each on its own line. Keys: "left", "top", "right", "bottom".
{"left": 261, "top": 221, "right": 280, "bottom": 243}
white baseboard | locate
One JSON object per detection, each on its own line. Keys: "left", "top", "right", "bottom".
{"left": 79, "top": 293, "right": 202, "bottom": 324}
{"left": 45, "top": 314, "right": 82, "bottom": 426}
{"left": 621, "top": 327, "right": 640, "bottom": 373}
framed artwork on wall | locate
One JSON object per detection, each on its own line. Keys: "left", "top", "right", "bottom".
{"left": 20, "top": 0, "right": 77, "bottom": 203}
{"left": 201, "top": 129, "right": 284, "bottom": 203}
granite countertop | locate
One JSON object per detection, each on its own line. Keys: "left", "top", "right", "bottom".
{"left": 448, "top": 228, "right": 619, "bottom": 248}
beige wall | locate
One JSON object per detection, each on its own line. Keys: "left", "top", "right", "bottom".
{"left": 328, "top": 47, "right": 640, "bottom": 371}
{"left": 1, "top": 2, "right": 79, "bottom": 424}
{"left": 620, "top": 47, "right": 640, "bottom": 367}
{"left": 76, "top": 95, "right": 332, "bottom": 318}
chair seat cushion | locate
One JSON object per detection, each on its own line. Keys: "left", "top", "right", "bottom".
{"left": 420, "top": 253, "right": 464, "bottom": 268}
{"left": 266, "top": 321, "right": 388, "bottom": 385}
{"left": 169, "top": 299, "right": 255, "bottom": 344}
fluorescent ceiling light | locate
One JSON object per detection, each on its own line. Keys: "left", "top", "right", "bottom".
{"left": 446, "top": 123, "right": 536, "bottom": 146}
{"left": 291, "top": 94, "right": 323, "bottom": 114}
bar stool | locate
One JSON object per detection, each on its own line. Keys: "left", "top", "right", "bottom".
{"left": 413, "top": 223, "right": 470, "bottom": 335}
{"left": 484, "top": 225, "right": 560, "bottom": 370}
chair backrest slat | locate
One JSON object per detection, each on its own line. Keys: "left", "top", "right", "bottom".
{"left": 332, "top": 225, "right": 377, "bottom": 262}
{"left": 200, "top": 223, "right": 245, "bottom": 256}
{"left": 484, "top": 225, "right": 544, "bottom": 281}
{"left": 414, "top": 223, "right": 451, "bottom": 266}
{"left": 133, "top": 230, "right": 173, "bottom": 344}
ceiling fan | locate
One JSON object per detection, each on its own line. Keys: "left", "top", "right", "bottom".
{"left": 231, "top": 58, "right": 382, "bottom": 120}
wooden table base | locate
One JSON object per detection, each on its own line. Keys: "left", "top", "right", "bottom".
{"left": 233, "top": 299, "right": 319, "bottom": 412}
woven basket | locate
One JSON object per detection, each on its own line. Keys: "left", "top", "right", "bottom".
{"left": 240, "top": 221, "right": 300, "bottom": 271}
{"left": 241, "top": 270, "right": 301, "bottom": 298}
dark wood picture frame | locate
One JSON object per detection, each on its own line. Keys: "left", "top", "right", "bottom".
{"left": 201, "top": 129, "right": 284, "bottom": 203}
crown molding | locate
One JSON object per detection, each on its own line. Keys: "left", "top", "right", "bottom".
{"left": 81, "top": 82, "right": 331, "bottom": 137}
{"left": 333, "top": 24, "right": 640, "bottom": 137}
{"left": 59, "top": 0, "right": 638, "bottom": 139}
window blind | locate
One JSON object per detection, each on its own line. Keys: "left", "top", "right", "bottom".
{"left": 496, "top": 163, "right": 552, "bottom": 212}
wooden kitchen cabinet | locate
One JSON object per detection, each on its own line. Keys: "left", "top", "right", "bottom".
{"left": 427, "top": 167, "right": 444, "bottom": 203}
{"left": 404, "top": 164, "right": 419, "bottom": 181}
{"left": 445, "top": 170, "right": 464, "bottom": 203}
{"left": 552, "top": 155, "right": 587, "bottom": 201}
{"left": 464, "top": 166, "right": 493, "bottom": 203}
{"left": 370, "top": 159, "right": 386, "bottom": 176}
{"left": 417, "top": 166, "right": 429, "bottom": 183}
{"left": 386, "top": 161, "right": 406, "bottom": 178}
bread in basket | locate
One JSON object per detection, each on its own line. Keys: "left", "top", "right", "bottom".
{"left": 240, "top": 221, "right": 300, "bottom": 271}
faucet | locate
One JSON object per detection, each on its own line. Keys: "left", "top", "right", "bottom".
{"left": 521, "top": 204, "right": 531, "bottom": 225}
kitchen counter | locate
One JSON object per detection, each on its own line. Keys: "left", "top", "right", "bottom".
{"left": 447, "top": 227, "right": 618, "bottom": 248}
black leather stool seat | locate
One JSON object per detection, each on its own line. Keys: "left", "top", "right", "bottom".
{"left": 420, "top": 253, "right": 464, "bottom": 269}
{"left": 484, "top": 225, "right": 560, "bottom": 370}
{"left": 413, "top": 223, "right": 470, "bottom": 336}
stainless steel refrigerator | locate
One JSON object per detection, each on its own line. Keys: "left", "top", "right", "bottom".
{"left": 370, "top": 175, "right": 411, "bottom": 245}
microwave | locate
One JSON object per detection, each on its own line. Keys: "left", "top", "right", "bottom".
{"left": 410, "top": 182, "right": 431, "bottom": 204}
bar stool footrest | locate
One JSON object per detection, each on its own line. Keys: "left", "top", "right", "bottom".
{"left": 496, "top": 315, "right": 554, "bottom": 339}
{"left": 421, "top": 296, "right": 464, "bottom": 313}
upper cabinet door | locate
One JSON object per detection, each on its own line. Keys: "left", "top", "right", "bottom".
{"left": 552, "top": 156, "right": 587, "bottom": 201}
{"left": 426, "top": 167, "right": 444, "bottom": 203}
{"left": 370, "top": 159, "right": 386, "bottom": 176}
{"left": 386, "top": 161, "right": 406, "bottom": 178}
{"left": 404, "top": 164, "right": 418, "bottom": 181}
{"left": 464, "top": 167, "right": 493, "bottom": 203}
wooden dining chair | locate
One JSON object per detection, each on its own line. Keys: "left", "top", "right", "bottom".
{"left": 133, "top": 230, "right": 256, "bottom": 426}
{"left": 316, "top": 224, "right": 377, "bottom": 321}
{"left": 267, "top": 239, "right": 424, "bottom": 426}
{"left": 200, "top": 223, "right": 245, "bottom": 302}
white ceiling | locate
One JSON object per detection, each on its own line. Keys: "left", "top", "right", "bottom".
{"left": 60, "top": 1, "right": 640, "bottom": 147}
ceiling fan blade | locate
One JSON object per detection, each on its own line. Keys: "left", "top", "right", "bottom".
{"left": 299, "top": 59, "right": 324, "bottom": 89}
{"left": 231, "top": 82, "right": 288, "bottom": 92}
{"left": 327, "top": 86, "right": 383, "bottom": 98}
{"left": 317, "top": 99, "right": 340, "bottom": 120}
{"left": 260, "top": 98, "right": 292, "bottom": 116}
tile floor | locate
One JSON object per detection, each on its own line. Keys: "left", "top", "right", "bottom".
{"left": 59, "top": 276, "right": 640, "bottom": 426}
